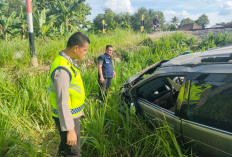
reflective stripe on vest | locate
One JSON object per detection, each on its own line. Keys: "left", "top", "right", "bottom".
{"left": 47, "top": 52, "right": 85, "bottom": 118}
{"left": 51, "top": 104, "right": 84, "bottom": 115}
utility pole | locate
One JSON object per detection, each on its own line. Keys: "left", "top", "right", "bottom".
{"left": 141, "top": 14, "right": 144, "bottom": 32}
{"left": 26, "top": 0, "right": 38, "bottom": 67}
{"left": 102, "top": 20, "right": 106, "bottom": 34}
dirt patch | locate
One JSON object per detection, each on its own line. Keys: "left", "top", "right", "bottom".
{"left": 147, "top": 31, "right": 176, "bottom": 39}
{"left": 147, "top": 31, "right": 196, "bottom": 39}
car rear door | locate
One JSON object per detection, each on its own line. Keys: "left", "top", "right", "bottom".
{"left": 180, "top": 73, "right": 232, "bottom": 157}
{"left": 181, "top": 120, "right": 232, "bottom": 157}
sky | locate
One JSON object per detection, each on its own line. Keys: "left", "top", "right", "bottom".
{"left": 85, "top": 0, "right": 232, "bottom": 27}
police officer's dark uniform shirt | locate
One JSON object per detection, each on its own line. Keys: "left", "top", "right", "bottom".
{"left": 98, "top": 53, "right": 113, "bottom": 79}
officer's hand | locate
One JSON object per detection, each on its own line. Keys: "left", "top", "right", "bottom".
{"left": 100, "top": 77, "right": 104, "bottom": 83}
{"left": 113, "top": 71, "right": 116, "bottom": 78}
{"left": 67, "top": 128, "right": 77, "bottom": 146}
{"left": 81, "top": 111, "right": 86, "bottom": 118}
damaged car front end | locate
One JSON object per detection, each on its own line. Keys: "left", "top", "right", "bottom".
{"left": 120, "top": 60, "right": 168, "bottom": 107}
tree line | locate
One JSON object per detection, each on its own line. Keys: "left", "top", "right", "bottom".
{"left": 0, "top": 0, "right": 231, "bottom": 41}
{"left": 169, "top": 14, "right": 210, "bottom": 31}
{"left": 0, "top": 0, "right": 91, "bottom": 40}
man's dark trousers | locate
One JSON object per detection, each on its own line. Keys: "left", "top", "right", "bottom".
{"left": 53, "top": 117, "right": 81, "bottom": 157}
{"left": 98, "top": 78, "right": 112, "bottom": 101}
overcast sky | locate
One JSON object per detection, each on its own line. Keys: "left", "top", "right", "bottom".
{"left": 86, "top": 0, "right": 232, "bottom": 27}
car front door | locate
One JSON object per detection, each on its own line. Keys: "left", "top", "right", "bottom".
{"left": 135, "top": 75, "right": 185, "bottom": 134}
{"left": 137, "top": 98, "right": 181, "bottom": 133}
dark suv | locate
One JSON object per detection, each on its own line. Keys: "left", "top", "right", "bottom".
{"left": 120, "top": 45, "right": 232, "bottom": 157}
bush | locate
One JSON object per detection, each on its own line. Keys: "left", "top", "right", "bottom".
{"left": 140, "top": 37, "right": 154, "bottom": 47}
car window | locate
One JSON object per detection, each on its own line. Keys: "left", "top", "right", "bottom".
{"left": 137, "top": 76, "right": 185, "bottom": 112}
{"left": 186, "top": 73, "right": 232, "bottom": 132}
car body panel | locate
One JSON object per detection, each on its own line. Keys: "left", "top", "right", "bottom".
{"left": 182, "top": 119, "right": 232, "bottom": 157}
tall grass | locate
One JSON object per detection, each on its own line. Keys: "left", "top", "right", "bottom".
{"left": 0, "top": 70, "right": 57, "bottom": 156}
{"left": 0, "top": 29, "right": 146, "bottom": 68}
{"left": 1, "top": 29, "right": 224, "bottom": 156}
{"left": 196, "top": 32, "right": 232, "bottom": 51}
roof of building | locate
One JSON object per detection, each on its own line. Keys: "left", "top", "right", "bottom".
{"left": 178, "top": 23, "right": 202, "bottom": 31}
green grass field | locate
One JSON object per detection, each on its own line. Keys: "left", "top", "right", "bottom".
{"left": 1, "top": 29, "right": 232, "bottom": 157}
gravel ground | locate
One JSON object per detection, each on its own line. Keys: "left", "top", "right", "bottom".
{"left": 147, "top": 28, "right": 232, "bottom": 39}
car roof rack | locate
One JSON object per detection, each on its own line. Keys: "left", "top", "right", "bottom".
{"left": 201, "top": 54, "right": 232, "bottom": 62}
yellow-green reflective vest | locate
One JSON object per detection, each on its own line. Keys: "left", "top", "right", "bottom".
{"left": 47, "top": 52, "right": 85, "bottom": 118}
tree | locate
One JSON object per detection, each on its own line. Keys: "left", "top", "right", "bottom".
{"left": 33, "top": 8, "right": 56, "bottom": 37}
{"left": 104, "top": 8, "right": 116, "bottom": 30}
{"left": 130, "top": 7, "right": 164, "bottom": 32}
{"left": 130, "top": 7, "right": 147, "bottom": 31}
{"left": 114, "top": 13, "right": 131, "bottom": 29}
{"left": 171, "top": 16, "right": 179, "bottom": 25}
{"left": 33, "top": 0, "right": 91, "bottom": 34}
{"left": 168, "top": 24, "right": 177, "bottom": 31}
{"left": 93, "top": 14, "right": 105, "bottom": 31}
{"left": 18, "top": 6, "right": 27, "bottom": 39}
{"left": 0, "top": 11, "right": 21, "bottom": 41}
{"left": 93, "top": 9, "right": 131, "bottom": 32}
{"left": 0, "top": 0, "right": 25, "bottom": 17}
{"left": 217, "top": 21, "right": 232, "bottom": 27}
{"left": 0, "top": 0, "right": 92, "bottom": 39}
{"left": 170, "top": 16, "right": 179, "bottom": 30}
{"left": 195, "top": 14, "right": 209, "bottom": 29}
{"left": 0, "top": 0, "right": 26, "bottom": 40}
{"left": 93, "top": 8, "right": 116, "bottom": 32}
{"left": 180, "top": 18, "right": 194, "bottom": 26}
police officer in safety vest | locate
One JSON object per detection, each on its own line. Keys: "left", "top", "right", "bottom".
{"left": 47, "top": 32, "right": 90, "bottom": 157}
{"left": 98, "top": 45, "right": 116, "bottom": 101}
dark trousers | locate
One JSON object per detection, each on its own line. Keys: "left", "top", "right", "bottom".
{"left": 53, "top": 117, "right": 81, "bottom": 157}
{"left": 98, "top": 78, "right": 112, "bottom": 101}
